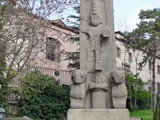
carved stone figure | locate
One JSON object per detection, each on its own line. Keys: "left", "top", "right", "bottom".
{"left": 68, "top": 0, "right": 130, "bottom": 119}
{"left": 89, "top": 72, "right": 108, "bottom": 108}
{"left": 81, "top": 25, "right": 110, "bottom": 71}
{"left": 110, "top": 70, "right": 127, "bottom": 108}
{"left": 70, "top": 70, "right": 87, "bottom": 108}
{"left": 69, "top": 0, "right": 127, "bottom": 110}
{"left": 90, "top": 0, "right": 101, "bottom": 26}
{"left": 87, "top": 39, "right": 95, "bottom": 72}
{"left": 80, "top": 0, "right": 110, "bottom": 71}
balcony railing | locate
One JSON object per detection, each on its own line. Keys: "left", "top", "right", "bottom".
{"left": 29, "top": 66, "right": 73, "bottom": 86}
{"left": 8, "top": 66, "right": 73, "bottom": 92}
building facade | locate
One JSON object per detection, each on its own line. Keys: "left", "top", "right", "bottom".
{"left": 29, "top": 19, "right": 79, "bottom": 85}
{"left": 5, "top": 17, "right": 158, "bottom": 90}
{"left": 30, "top": 21, "right": 160, "bottom": 89}
{"left": 115, "top": 31, "right": 160, "bottom": 91}
{"left": 7, "top": 19, "right": 160, "bottom": 115}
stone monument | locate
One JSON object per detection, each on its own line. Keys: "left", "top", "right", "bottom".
{"left": 68, "top": 0, "right": 129, "bottom": 119}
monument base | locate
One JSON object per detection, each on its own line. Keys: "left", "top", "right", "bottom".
{"left": 67, "top": 109, "right": 129, "bottom": 120}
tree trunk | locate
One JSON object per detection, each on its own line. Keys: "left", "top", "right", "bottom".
{"left": 134, "top": 59, "right": 138, "bottom": 109}
{"left": 129, "top": 84, "right": 133, "bottom": 109}
{"left": 152, "top": 51, "right": 157, "bottom": 112}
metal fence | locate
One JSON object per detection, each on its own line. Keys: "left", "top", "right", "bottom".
{"left": 29, "top": 66, "right": 73, "bottom": 86}
{"left": 8, "top": 66, "right": 73, "bottom": 89}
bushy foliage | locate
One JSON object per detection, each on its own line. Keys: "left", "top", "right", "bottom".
{"left": 19, "top": 71, "right": 70, "bottom": 120}
{"left": 0, "top": 78, "right": 9, "bottom": 110}
{"left": 66, "top": 5, "right": 80, "bottom": 69}
{"left": 124, "top": 8, "right": 160, "bottom": 112}
{"left": 137, "top": 89, "right": 151, "bottom": 109}
{"left": 0, "top": 5, "right": 9, "bottom": 111}
{"left": 126, "top": 73, "right": 151, "bottom": 110}
{"left": 153, "top": 96, "right": 160, "bottom": 120}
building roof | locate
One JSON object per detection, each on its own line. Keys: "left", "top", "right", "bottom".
{"left": 51, "top": 19, "right": 66, "bottom": 27}
{"left": 115, "top": 31, "right": 128, "bottom": 44}
{"left": 49, "top": 19, "right": 79, "bottom": 34}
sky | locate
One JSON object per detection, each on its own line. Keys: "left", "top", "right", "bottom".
{"left": 53, "top": 0, "right": 160, "bottom": 32}
{"left": 114, "top": 0, "right": 160, "bottom": 32}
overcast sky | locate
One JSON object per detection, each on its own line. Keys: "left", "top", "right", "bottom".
{"left": 114, "top": 0, "right": 159, "bottom": 32}
{"left": 53, "top": 1, "right": 159, "bottom": 32}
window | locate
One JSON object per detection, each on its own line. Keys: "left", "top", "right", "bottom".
{"left": 148, "top": 61, "right": 152, "bottom": 71}
{"left": 157, "top": 65, "right": 160, "bottom": 74}
{"left": 157, "top": 82, "right": 160, "bottom": 93}
{"left": 128, "top": 52, "right": 132, "bottom": 63}
{"left": 46, "top": 37, "right": 61, "bottom": 62}
{"left": 122, "top": 62, "right": 130, "bottom": 72}
{"left": 117, "top": 47, "right": 121, "bottom": 58}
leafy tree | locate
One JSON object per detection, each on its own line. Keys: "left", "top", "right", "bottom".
{"left": 124, "top": 8, "right": 160, "bottom": 111}
{"left": 137, "top": 89, "right": 151, "bottom": 110}
{"left": 19, "top": 71, "right": 70, "bottom": 120}
{"left": 67, "top": 5, "right": 80, "bottom": 27}
{"left": 125, "top": 73, "right": 150, "bottom": 110}
{"left": 125, "top": 73, "right": 136, "bottom": 110}
{"left": 0, "top": 0, "right": 78, "bottom": 80}
{"left": 66, "top": 5, "right": 80, "bottom": 69}
{"left": 126, "top": 44, "right": 144, "bottom": 109}
{"left": 154, "top": 95, "right": 160, "bottom": 120}
{"left": 0, "top": 5, "right": 9, "bottom": 110}
{"left": 0, "top": 0, "right": 76, "bottom": 112}
{"left": 66, "top": 51, "right": 80, "bottom": 69}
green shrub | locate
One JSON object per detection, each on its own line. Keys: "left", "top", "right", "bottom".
{"left": 137, "top": 89, "right": 151, "bottom": 110}
{"left": 0, "top": 80, "right": 9, "bottom": 110}
{"left": 19, "top": 71, "right": 70, "bottom": 120}
{"left": 126, "top": 73, "right": 151, "bottom": 110}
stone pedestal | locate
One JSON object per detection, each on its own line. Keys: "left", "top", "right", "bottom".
{"left": 67, "top": 109, "right": 129, "bottom": 120}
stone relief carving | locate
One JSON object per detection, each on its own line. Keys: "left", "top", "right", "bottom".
{"left": 80, "top": 0, "right": 110, "bottom": 71}
{"left": 87, "top": 39, "right": 95, "bottom": 72}
{"left": 90, "top": 0, "right": 101, "bottom": 26}
{"left": 80, "top": 25, "right": 110, "bottom": 71}
{"left": 110, "top": 70, "right": 127, "bottom": 108}
{"left": 89, "top": 72, "right": 108, "bottom": 91}
{"left": 70, "top": 0, "right": 127, "bottom": 109}
{"left": 89, "top": 72, "right": 108, "bottom": 108}
{"left": 70, "top": 70, "right": 87, "bottom": 109}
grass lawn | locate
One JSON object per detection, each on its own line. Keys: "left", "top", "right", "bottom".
{"left": 130, "top": 110, "right": 153, "bottom": 120}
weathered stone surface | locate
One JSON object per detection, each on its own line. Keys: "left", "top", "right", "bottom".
{"left": 67, "top": 109, "right": 129, "bottom": 120}
{"left": 79, "top": 0, "right": 117, "bottom": 109}
{"left": 70, "top": 0, "right": 128, "bottom": 110}
{"left": 89, "top": 72, "right": 108, "bottom": 108}
{"left": 70, "top": 70, "right": 87, "bottom": 108}
{"left": 6, "top": 116, "right": 31, "bottom": 120}
{"left": 110, "top": 70, "right": 127, "bottom": 108}
{"left": 130, "top": 118, "right": 143, "bottom": 120}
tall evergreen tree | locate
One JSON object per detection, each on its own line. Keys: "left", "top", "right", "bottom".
{"left": 66, "top": 5, "right": 80, "bottom": 69}
{"left": 67, "top": 6, "right": 80, "bottom": 27}
{"left": 125, "top": 8, "right": 160, "bottom": 112}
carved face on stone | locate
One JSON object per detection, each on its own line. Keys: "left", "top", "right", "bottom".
{"left": 72, "top": 70, "right": 87, "bottom": 84}
{"left": 90, "top": 14, "right": 101, "bottom": 26}
{"left": 110, "top": 70, "right": 125, "bottom": 84}
{"left": 95, "top": 72, "right": 106, "bottom": 83}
